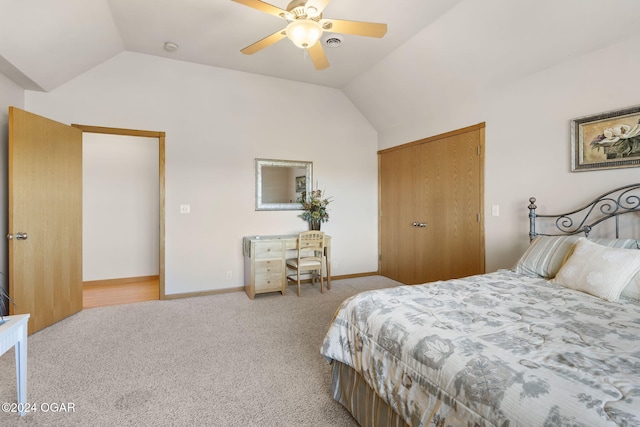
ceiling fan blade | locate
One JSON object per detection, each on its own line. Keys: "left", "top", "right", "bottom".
{"left": 322, "top": 19, "right": 387, "bottom": 38}
{"left": 307, "top": 42, "right": 329, "bottom": 70}
{"left": 231, "top": 0, "right": 289, "bottom": 19}
{"left": 241, "top": 29, "right": 287, "bottom": 55}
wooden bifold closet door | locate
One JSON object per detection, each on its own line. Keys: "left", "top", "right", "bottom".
{"left": 379, "top": 124, "right": 485, "bottom": 285}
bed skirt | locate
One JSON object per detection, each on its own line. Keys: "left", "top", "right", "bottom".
{"left": 331, "top": 361, "right": 410, "bottom": 427}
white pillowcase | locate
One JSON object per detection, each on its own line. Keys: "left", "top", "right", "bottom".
{"left": 514, "top": 235, "right": 638, "bottom": 279}
{"left": 550, "top": 238, "right": 640, "bottom": 302}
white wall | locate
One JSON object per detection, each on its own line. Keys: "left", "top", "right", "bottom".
{"left": 83, "top": 133, "right": 159, "bottom": 281}
{"left": 480, "top": 36, "right": 640, "bottom": 272}
{"left": 24, "top": 51, "right": 379, "bottom": 295}
{"left": 0, "top": 73, "right": 25, "bottom": 309}
{"left": 346, "top": 25, "right": 640, "bottom": 272}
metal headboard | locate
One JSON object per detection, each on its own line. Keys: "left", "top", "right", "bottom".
{"left": 528, "top": 183, "right": 640, "bottom": 241}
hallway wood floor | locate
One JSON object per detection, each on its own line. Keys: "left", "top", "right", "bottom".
{"left": 83, "top": 277, "right": 159, "bottom": 309}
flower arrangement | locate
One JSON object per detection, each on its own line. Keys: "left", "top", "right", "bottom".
{"left": 590, "top": 121, "right": 640, "bottom": 159}
{"left": 297, "top": 189, "right": 332, "bottom": 229}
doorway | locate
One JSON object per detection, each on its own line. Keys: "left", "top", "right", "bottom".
{"left": 73, "top": 125, "right": 166, "bottom": 307}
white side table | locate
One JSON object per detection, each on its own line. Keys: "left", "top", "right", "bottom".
{"left": 0, "top": 314, "right": 30, "bottom": 416}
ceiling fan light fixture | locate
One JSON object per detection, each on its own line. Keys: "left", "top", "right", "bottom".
{"left": 286, "top": 19, "right": 323, "bottom": 49}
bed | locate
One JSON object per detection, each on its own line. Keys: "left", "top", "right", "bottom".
{"left": 321, "top": 184, "right": 640, "bottom": 426}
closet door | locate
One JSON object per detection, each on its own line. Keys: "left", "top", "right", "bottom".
{"left": 379, "top": 144, "right": 422, "bottom": 284}
{"left": 379, "top": 124, "right": 485, "bottom": 285}
{"left": 419, "top": 127, "right": 484, "bottom": 282}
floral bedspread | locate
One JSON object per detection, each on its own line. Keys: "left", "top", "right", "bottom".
{"left": 321, "top": 270, "right": 640, "bottom": 426}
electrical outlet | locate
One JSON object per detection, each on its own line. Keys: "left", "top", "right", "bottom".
{"left": 226, "top": 271, "right": 232, "bottom": 280}
{"left": 180, "top": 204, "right": 191, "bottom": 214}
{"left": 332, "top": 261, "right": 339, "bottom": 270}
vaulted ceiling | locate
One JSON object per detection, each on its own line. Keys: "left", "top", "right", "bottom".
{"left": 0, "top": 0, "right": 463, "bottom": 92}
{"left": 2, "top": 0, "right": 640, "bottom": 135}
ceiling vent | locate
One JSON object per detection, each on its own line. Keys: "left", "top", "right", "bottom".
{"left": 324, "top": 35, "right": 343, "bottom": 48}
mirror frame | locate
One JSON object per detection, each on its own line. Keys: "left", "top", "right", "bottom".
{"left": 255, "top": 158, "right": 313, "bottom": 211}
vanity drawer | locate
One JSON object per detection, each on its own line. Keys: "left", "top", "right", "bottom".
{"left": 255, "top": 271, "right": 284, "bottom": 292}
{"left": 254, "top": 260, "right": 283, "bottom": 274}
{"left": 254, "top": 241, "right": 283, "bottom": 259}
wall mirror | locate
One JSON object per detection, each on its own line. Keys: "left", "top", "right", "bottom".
{"left": 255, "top": 158, "right": 312, "bottom": 210}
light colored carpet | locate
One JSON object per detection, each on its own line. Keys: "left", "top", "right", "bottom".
{"left": 0, "top": 275, "right": 400, "bottom": 426}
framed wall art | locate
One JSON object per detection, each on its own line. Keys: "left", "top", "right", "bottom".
{"left": 571, "top": 105, "right": 640, "bottom": 171}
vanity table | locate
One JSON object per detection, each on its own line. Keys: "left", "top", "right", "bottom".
{"left": 243, "top": 234, "right": 332, "bottom": 299}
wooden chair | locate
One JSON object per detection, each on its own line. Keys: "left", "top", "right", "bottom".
{"left": 286, "top": 231, "right": 325, "bottom": 297}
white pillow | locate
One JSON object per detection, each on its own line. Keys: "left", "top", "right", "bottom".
{"left": 550, "top": 238, "right": 640, "bottom": 302}
{"left": 514, "top": 235, "right": 638, "bottom": 279}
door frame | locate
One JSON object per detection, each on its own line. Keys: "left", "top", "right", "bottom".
{"left": 72, "top": 125, "right": 166, "bottom": 299}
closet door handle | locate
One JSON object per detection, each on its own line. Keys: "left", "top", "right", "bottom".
{"left": 7, "top": 232, "right": 28, "bottom": 240}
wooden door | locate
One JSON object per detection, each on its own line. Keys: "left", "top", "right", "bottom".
{"left": 379, "top": 144, "right": 422, "bottom": 283}
{"left": 8, "top": 107, "right": 83, "bottom": 334}
{"left": 379, "top": 124, "right": 485, "bottom": 285}
{"left": 419, "top": 128, "right": 484, "bottom": 282}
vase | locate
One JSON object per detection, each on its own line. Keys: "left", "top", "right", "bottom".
{"left": 309, "top": 219, "right": 321, "bottom": 230}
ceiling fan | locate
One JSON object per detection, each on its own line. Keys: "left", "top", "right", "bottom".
{"left": 231, "top": 0, "right": 387, "bottom": 70}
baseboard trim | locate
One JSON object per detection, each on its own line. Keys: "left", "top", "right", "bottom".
{"left": 162, "top": 271, "right": 380, "bottom": 300}
{"left": 83, "top": 275, "right": 159, "bottom": 287}
{"left": 162, "top": 287, "right": 245, "bottom": 300}
{"left": 331, "top": 271, "right": 379, "bottom": 280}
